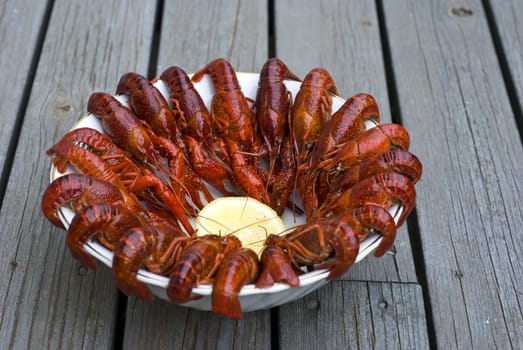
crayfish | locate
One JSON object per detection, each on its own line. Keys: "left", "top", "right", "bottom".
{"left": 41, "top": 58, "right": 422, "bottom": 320}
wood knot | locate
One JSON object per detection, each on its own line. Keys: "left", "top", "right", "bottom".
{"left": 56, "top": 103, "right": 72, "bottom": 112}
{"left": 386, "top": 246, "right": 397, "bottom": 256}
{"left": 453, "top": 269, "right": 464, "bottom": 279}
{"left": 449, "top": 6, "right": 474, "bottom": 17}
{"left": 378, "top": 299, "right": 388, "bottom": 309}
{"left": 54, "top": 101, "right": 76, "bottom": 117}
{"left": 306, "top": 299, "right": 319, "bottom": 310}
{"left": 77, "top": 265, "right": 88, "bottom": 276}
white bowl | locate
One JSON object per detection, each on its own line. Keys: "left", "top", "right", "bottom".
{"left": 50, "top": 72, "right": 402, "bottom": 312}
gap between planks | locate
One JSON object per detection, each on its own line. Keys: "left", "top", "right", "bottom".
{"left": 376, "top": 0, "right": 438, "bottom": 348}
{"left": 0, "top": 0, "right": 55, "bottom": 211}
{"left": 481, "top": 0, "right": 523, "bottom": 144}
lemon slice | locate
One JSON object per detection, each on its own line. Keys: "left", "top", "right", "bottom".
{"left": 195, "top": 197, "right": 286, "bottom": 256}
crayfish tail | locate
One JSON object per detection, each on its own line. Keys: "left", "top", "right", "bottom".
{"left": 256, "top": 245, "right": 300, "bottom": 288}
{"left": 67, "top": 202, "right": 143, "bottom": 271}
{"left": 166, "top": 277, "right": 193, "bottom": 304}
{"left": 255, "top": 265, "right": 300, "bottom": 289}
{"left": 255, "top": 270, "right": 276, "bottom": 288}
{"left": 212, "top": 293, "right": 242, "bottom": 320}
{"left": 320, "top": 216, "right": 360, "bottom": 280}
{"left": 112, "top": 227, "right": 156, "bottom": 301}
{"left": 114, "top": 273, "right": 154, "bottom": 301}
{"left": 69, "top": 245, "right": 98, "bottom": 271}
{"left": 212, "top": 248, "right": 258, "bottom": 320}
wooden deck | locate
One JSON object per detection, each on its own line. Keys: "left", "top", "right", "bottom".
{"left": 0, "top": 0, "right": 521, "bottom": 348}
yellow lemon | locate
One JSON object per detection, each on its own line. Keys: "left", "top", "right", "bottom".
{"left": 195, "top": 197, "right": 286, "bottom": 256}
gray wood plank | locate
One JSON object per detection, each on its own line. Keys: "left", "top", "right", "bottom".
{"left": 124, "top": 298, "right": 270, "bottom": 349}
{"left": 487, "top": 0, "right": 523, "bottom": 117}
{"left": 0, "top": 0, "right": 157, "bottom": 348}
{"left": 275, "top": 0, "right": 418, "bottom": 282}
{"left": 123, "top": 1, "right": 272, "bottom": 347}
{"left": 383, "top": 0, "right": 523, "bottom": 348}
{"left": 156, "top": 0, "right": 268, "bottom": 73}
{"left": 0, "top": 0, "right": 48, "bottom": 176}
{"left": 278, "top": 281, "right": 429, "bottom": 349}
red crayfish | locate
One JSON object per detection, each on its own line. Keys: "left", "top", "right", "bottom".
{"left": 42, "top": 57, "right": 422, "bottom": 320}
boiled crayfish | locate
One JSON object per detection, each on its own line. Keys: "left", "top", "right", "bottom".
{"left": 41, "top": 57, "right": 422, "bottom": 320}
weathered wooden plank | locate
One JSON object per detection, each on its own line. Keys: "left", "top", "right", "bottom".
{"left": 278, "top": 281, "right": 429, "bottom": 349}
{"left": 275, "top": 0, "right": 391, "bottom": 105}
{"left": 0, "top": 0, "right": 48, "bottom": 178}
{"left": 486, "top": 0, "right": 523, "bottom": 118}
{"left": 155, "top": 0, "right": 268, "bottom": 74}
{"left": 0, "top": 0, "right": 157, "bottom": 348}
{"left": 124, "top": 298, "right": 270, "bottom": 349}
{"left": 123, "top": 1, "right": 271, "bottom": 347}
{"left": 275, "top": 0, "right": 417, "bottom": 282}
{"left": 383, "top": 0, "right": 523, "bottom": 348}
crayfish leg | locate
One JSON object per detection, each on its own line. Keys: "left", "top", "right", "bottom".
{"left": 132, "top": 174, "right": 195, "bottom": 234}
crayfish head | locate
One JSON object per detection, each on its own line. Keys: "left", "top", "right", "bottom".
{"left": 87, "top": 92, "right": 119, "bottom": 117}
{"left": 116, "top": 72, "right": 149, "bottom": 95}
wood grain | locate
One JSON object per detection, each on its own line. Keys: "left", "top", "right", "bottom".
{"left": 156, "top": 0, "right": 268, "bottom": 74}
{"left": 1, "top": 1, "right": 520, "bottom": 348}
{"left": 275, "top": 0, "right": 418, "bottom": 283}
{"left": 383, "top": 0, "right": 523, "bottom": 348}
{"left": 122, "top": 1, "right": 272, "bottom": 347}
{"left": 123, "top": 298, "right": 270, "bottom": 349}
{"left": 0, "top": 0, "right": 156, "bottom": 348}
{"left": 278, "top": 281, "right": 429, "bottom": 349}
{"left": 0, "top": 0, "right": 48, "bottom": 180}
